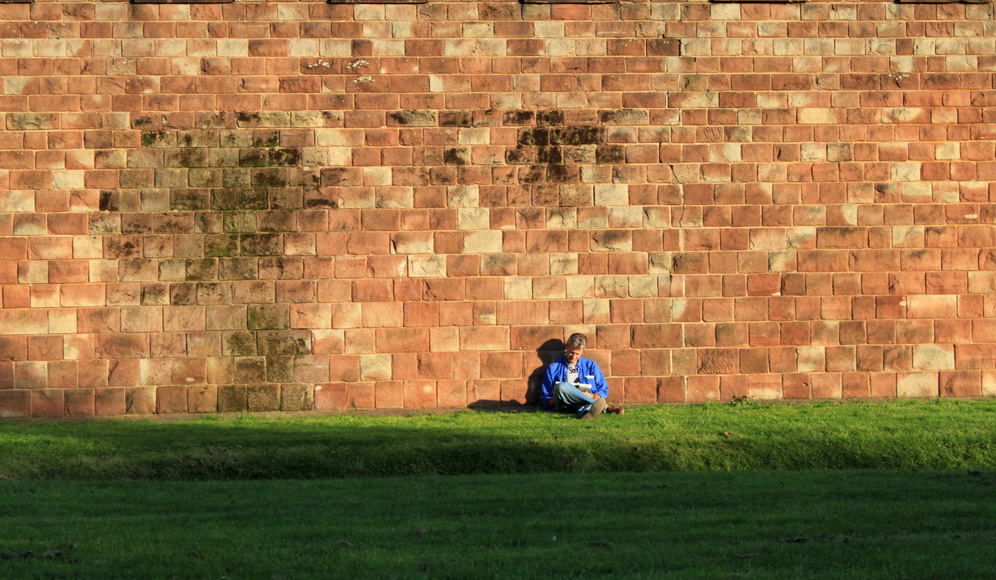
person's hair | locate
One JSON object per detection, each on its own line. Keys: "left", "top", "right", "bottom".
{"left": 565, "top": 333, "right": 587, "bottom": 350}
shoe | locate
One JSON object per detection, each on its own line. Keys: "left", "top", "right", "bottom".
{"left": 605, "top": 405, "right": 624, "bottom": 415}
{"left": 581, "top": 398, "right": 606, "bottom": 419}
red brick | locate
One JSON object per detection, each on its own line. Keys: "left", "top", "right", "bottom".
{"left": 611, "top": 350, "right": 641, "bottom": 376}
{"left": 27, "top": 336, "right": 63, "bottom": 361}
{"left": 459, "top": 327, "right": 508, "bottom": 351}
{"left": 479, "top": 352, "right": 521, "bottom": 379}
{"left": 0, "top": 390, "right": 30, "bottom": 418}
{"left": 870, "top": 373, "right": 897, "bottom": 398}
{"left": 468, "top": 379, "right": 501, "bottom": 407}
{"left": 631, "top": 324, "right": 682, "bottom": 348}
{"left": 624, "top": 377, "right": 656, "bottom": 404}
{"left": 48, "top": 360, "right": 77, "bottom": 388}
{"left": 338, "top": 383, "right": 376, "bottom": 409}
{"left": 31, "top": 389, "right": 65, "bottom": 418}
{"left": 658, "top": 376, "right": 685, "bottom": 404}
{"left": 940, "top": 371, "right": 981, "bottom": 397}
{"left": 748, "top": 375, "right": 782, "bottom": 400}
{"left": 719, "top": 374, "right": 748, "bottom": 401}
{"left": 329, "top": 355, "right": 360, "bottom": 382}
{"left": 60, "top": 284, "right": 105, "bottom": 307}
{"left": 0, "top": 362, "right": 12, "bottom": 390}
{"left": 376, "top": 328, "right": 429, "bottom": 353}
{"left": 497, "top": 301, "right": 548, "bottom": 325}
{"left": 686, "top": 375, "right": 720, "bottom": 403}
{"left": 842, "top": 373, "right": 870, "bottom": 399}
{"left": 314, "top": 383, "right": 349, "bottom": 411}
{"left": 740, "top": 349, "right": 768, "bottom": 374}
{"left": 810, "top": 374, "right": 842, "bottom": 399}
{"left": 499, "top": 379, "right": 528, "bottom": 406}
{"left": 185, "top": 385, "right": 217, "bottom": 413}
{"left": 436, "top": 379, "right": 468, "bottom": 408}
{"left": 376, "top": 381, "right": 404, "bottom": 409}
{"left": 696, "top": 348, "right": 738, "bottom": 374}
{"left": 782, "top": 374, "right": 811, "bottom": 400}
{"left": 65, "top": 389, "right": 95, "bottom": 417}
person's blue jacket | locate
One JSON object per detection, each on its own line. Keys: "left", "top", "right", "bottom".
{"left": 540, "top": 356, "right": 609, "bottom": 407}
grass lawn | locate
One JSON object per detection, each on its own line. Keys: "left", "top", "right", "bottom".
{"left": 3, "top": 471, "right": 996, "bottom": 579}
{"left": 2, "top": 400, "right": 996, "bottom": 578}
{"left": 2, "top": 399, "right": 996, "bottom": 479}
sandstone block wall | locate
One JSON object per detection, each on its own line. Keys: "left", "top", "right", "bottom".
{"left": 1, "top": 0, "right": 996, "bottom": 417}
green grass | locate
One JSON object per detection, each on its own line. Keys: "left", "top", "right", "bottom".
{"left": 3, "top": 471, "right": 996, "bottom": 579}
{"left": 2, "top": 399, "right": 996, "bottom": 480}
{"left": 2, "top": 400, "right": 996, "bottom": 578}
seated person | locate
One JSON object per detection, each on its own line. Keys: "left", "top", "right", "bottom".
{"left": 540, "top": 333, "right": 623, "bottom": 419}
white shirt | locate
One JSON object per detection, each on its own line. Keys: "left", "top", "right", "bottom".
{"left": 567, "top": 365, "right": 580, "bottom": 386}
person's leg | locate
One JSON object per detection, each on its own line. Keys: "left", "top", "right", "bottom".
{"left": 553, "top": 382, "right": 595, "bottom": 416}
{"left": 581, "top": 397, "right": 606, "bottom": 419}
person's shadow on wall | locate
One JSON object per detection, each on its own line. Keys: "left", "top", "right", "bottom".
{"left": 526, "top": 338, "right": 565, "bottom": 405}
{"left": 467, "top": 338, "right": 564, "bottom": 410}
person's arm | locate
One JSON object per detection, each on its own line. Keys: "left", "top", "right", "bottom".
{"left": 586, "top": 360, "right": 609, "bottom": 399}
{"left": 540, "top": 363, "right": 558, "bottom": 407}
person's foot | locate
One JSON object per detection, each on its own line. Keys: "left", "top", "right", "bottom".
{"left": 581, "top": 398, "right": 606, "bottom": 419}
{"left": 605, "top": 405, "right": 624, "bottom": 415}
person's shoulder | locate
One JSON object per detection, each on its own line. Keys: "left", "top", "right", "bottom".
{"left": 580, "top": 357, "right": 602, "bottom": 369}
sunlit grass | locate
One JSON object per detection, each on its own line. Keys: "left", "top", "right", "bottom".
{"left": 2, "top": 399, "right": 995, "bottom": 479}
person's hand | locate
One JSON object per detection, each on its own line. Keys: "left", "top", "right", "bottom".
{"left": 591, "top": 393, "right": 601, "bottom": 400}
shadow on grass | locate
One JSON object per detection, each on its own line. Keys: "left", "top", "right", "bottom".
{"left": 466, "top": 400, "right": 536, "bottom": 412}
{"left": 4, "top": 470, "right": 996, "bottom": 579}
{"left": 1, "top": 414, "right": 607, "bottom": 480}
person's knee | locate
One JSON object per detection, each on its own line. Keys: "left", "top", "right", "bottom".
{"left": 555, "top": 382, "right": 581, "bottom": 401}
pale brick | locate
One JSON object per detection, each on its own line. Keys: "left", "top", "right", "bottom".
{"left": 408, "top": 255, "right": 446, "bottom": 278}
{"left": 546, "top": 209, "right": 577, "bottom": 230}
{"left": 0, "top": 310, "right": 48, "bottom": 335}
{"left": 897, "top": 372, "right": 939, "bottom": 398}
{"left": 448, "top": 185, "right": 479, "bottom": 208}
{"left": 566, "top": 276, "right": 594, "bottom": 299}
{"left": 797, "top": 109, "right": 838, "bottom": 124}
{"left": 504, "top": 278, "right": 532, "bottom": 300}
{"left": 907, "top": 295, "right": 957, "bottom": 319}
{"left": 363, "top": 167, "right": 391, "bottom": 187}
{"left": 913, "top": 345, "right": 955, "bottom": 371}
{"left": 983, "top": 371, "right": 996, "bottom": 397}
{"left": 217, "top": 40, "right": 249, "bottom": 57}
{"left": 594, "top": 184, "right": 628, "bottom": 207}
{"left": 797, "top": 346, "right": 825, "bottom": 372}
{"left": 891, "top": 162, "right": 921, "bottom": 182}
{"left": 629, "top": 276, "right": 659, "bottom": 298}
{"left": 392, "top": 232, "right": 434, "bottom": 255}
{"left": 457, "top": 208, "right": 490, "bottom": 231}
{"left": 550, "top": 253, "right": 578, "bottom": 276}
{"left": 464, "top": 231, "right": 502, "bottom": 254}
{"left": 360, "top": 354, "right": 392, "bottom": 381}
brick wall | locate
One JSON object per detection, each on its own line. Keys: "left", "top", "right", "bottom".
{"left": 2, "top": 0, "right": 996, "bottom": 417}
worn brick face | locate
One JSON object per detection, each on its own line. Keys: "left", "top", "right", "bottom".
{"left": 2, "top": 1, "right": 995, "bottom": 416}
